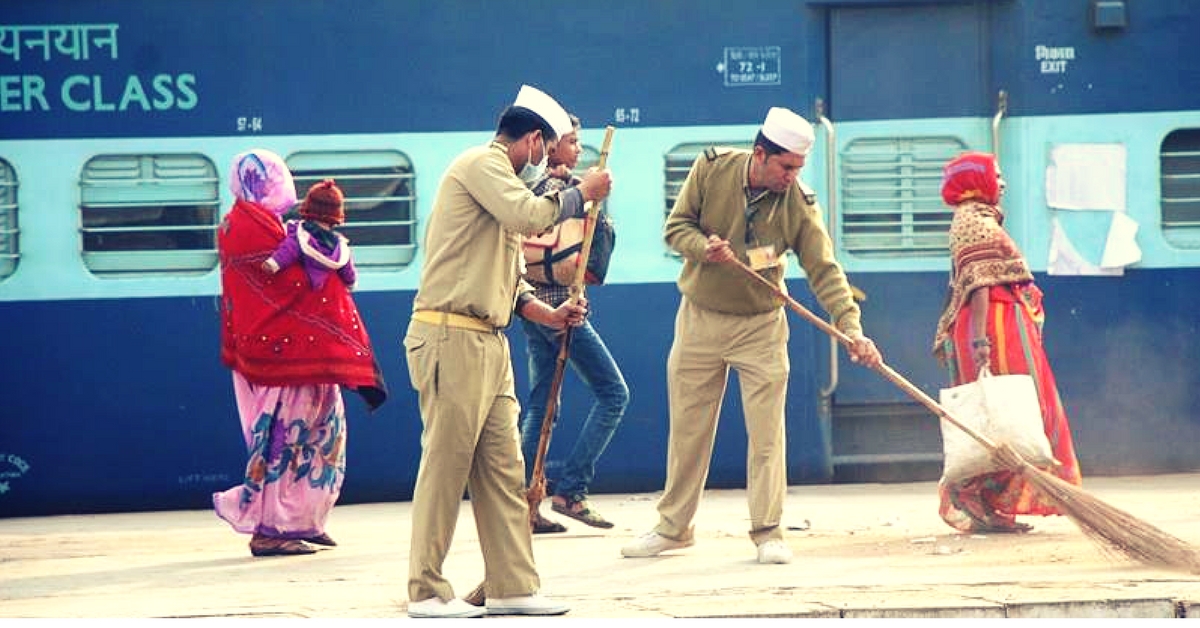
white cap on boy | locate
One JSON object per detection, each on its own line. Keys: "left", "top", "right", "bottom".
{"left": 513, "top": 84, "right": 572, "bottom": 140}
{"left": 761, "top": 107, "right": 815, "bottom": 156}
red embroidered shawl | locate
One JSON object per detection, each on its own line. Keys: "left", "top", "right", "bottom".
{"left": 932, "top": 201, "right": 1034, "bottom": 360}
{"left": 218, "top": 199, "right": 387, "bottom": 410}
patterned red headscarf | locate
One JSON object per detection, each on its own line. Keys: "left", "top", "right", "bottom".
{"left": 941, "top": 152, "right": 1000, "bottom": 207}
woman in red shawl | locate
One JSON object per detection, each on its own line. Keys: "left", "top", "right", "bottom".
{"left": 214, "top": 149, "right": 386, "bottom": 556}
{"left": 932, "top": 151, "right": 1081, "bottom": 533}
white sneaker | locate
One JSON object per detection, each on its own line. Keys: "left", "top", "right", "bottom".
{"left": 407, "top": 597, "right": 485, "bottom": 618}
{"left": 485, "top": 593, "right": 569, "bottom": 616}
{"left": 757, "top": 539, "right": 793, "bottom": 564}
{"left": 621, "top": 530, "right": 695, "bottom": 558}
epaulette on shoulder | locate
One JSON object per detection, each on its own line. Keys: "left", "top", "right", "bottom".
{"left": 798, "top": 181, "right": 817, "bottom": 205}
{"left": 704, "top": 146, "right": 734, "bottom": 161}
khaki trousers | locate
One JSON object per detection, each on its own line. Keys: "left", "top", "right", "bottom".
{"left": 655, "top": 297, "right": 790, "bottom": 546}
{"left": 403, "top": 320, "right": 539, "bottom": 601}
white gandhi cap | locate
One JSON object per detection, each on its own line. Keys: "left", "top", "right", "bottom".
{"left": 761, "top": 107, "right": 815, "bottom": 156}
{"left": 513, "top": 84, "right": 573, "bottom": 140}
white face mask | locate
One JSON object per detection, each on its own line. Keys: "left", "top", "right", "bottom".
{"left": 519, "top": 136, "right": 548, "bottom": 186}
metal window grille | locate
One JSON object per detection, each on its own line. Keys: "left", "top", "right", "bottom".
{"left": 839, "top": 136, "right": 966, "bottom": 257}
{"left": 79, "top": 154, "right": 219, "bottom": 276}
{"left": 286, "top": 150, "right": 417, "bottom": 268}
{"left": 574, "top": 143, "right": 607, "bottom": 215}
{"left": 1161, "top": 128, "right": 1200, "bottom": 249}
{"left": 0, "top": 159, "right": 18, "bottom": 280}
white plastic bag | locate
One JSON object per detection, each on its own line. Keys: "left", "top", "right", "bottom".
{"left": 938, "top": 368, "right": 1056, "bottom": 483}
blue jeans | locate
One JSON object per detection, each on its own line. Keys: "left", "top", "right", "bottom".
{"left": 519, "top": 317, "right": 628, "bottom": 499}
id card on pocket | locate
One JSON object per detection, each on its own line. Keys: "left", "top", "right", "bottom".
{"left": 747, "top": 245, "right": 780, "bottom": 270}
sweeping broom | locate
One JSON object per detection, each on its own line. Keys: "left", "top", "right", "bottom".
{"left": 729, "top": 256, "right": 1200, "bottom": 574}
{"left": 463, "top": 126, "right": 616, "bottom": 607}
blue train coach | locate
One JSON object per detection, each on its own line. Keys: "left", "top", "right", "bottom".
{"left": 2, "top": 0, "right": 1199, "bottom": 517}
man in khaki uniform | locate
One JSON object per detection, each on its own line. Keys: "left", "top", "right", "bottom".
{"left": 404, "top": 85, "right": 612, "bottom": 618}
{"left": 621, "top": 107, "right": 883, "bottom": 565}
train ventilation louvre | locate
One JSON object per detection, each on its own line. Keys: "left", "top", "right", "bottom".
{"left": 839, "top": 136, "right": 966, "bottom": 258}
{"left": 79, "top": 153, "right": 219, "bottom": 276}
{"left": 831, "top": 401, "right": 945, "bottom": 484}
{"left": 1161, "top": 128, "right": 1200, "bottom": 248}
{"left": 0, "top": 159, "right": 16, "bottom": 281}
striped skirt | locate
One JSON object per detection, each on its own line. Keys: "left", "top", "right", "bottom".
{"left": 936, "top": 283, "right": 1082, "bottom": 532}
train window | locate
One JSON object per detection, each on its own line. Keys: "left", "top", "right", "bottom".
{"left": 839, "top": 136, "right": 966, "bottom": 257}
{"left": 577, "top": 144, "right": 601, "bottom": 171}
{"left": 1161, "top": 129, "right": 1200, "bottom": 248}
{"left": 79, "top": 154, "right": 220, "bottom": 276}
{"left": 0, "top": 158, "right": 17, "bottom": 280}
{"left": 575, "top": 143, "right": 608, "bottom": 215}
{"left": 285, "top": 150, "right": 416, "bottom": 268}
{"left": 663, "top": 142, "right": 753, "bottom": 256}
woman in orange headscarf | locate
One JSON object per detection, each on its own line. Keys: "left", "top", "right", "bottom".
{"left": 932, "top": 151, "right": 1082, "bottom": 533}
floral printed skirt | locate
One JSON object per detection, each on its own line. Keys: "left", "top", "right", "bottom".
{"left": 213, "top": 372, "right": 346, "bottom": 539}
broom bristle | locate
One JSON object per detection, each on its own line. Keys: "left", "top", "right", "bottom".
{"left": 992, "top": 443, "right": 1200, "bottom": 574}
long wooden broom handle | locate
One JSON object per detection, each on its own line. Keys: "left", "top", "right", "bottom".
{"left": 728, "top": 257, "right": 1000, "bottom": 452}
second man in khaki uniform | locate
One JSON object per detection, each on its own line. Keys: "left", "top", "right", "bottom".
{"left": 621, "top": 106, "right": 883, "bottom": 565}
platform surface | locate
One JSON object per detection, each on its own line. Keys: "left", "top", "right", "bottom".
{"left": 3, "top": 473, "right": 1200, "bottom": 619}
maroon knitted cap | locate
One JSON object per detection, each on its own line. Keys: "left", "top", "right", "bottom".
{"left": 300, "top": 179, "right": 345, "bottom": 225}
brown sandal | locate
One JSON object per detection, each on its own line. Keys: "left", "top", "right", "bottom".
{"left": 974, "top": 522, "right": 1033, "bottom": 534}
{"left": 531, "top": 511, "right": 568, "bottom": 534}
{"left": 304, "top": 533, "right": 337, "bottom": 547}
{"left": 249, "top": 536, "right": 318, "bottom": 557}
{"left": 551, "top": 495, "right": 614, "bottom": 529}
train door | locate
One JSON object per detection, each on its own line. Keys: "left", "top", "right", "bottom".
{"left": 811, "top": 1, "right": 999, "bottom": 482}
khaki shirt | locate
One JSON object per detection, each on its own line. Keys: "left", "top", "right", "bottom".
{"left": 413, "top": 141, "right": 564, "bottom": 328}
{"left": 664, "top": 147, "right": 862, "bottom": 336}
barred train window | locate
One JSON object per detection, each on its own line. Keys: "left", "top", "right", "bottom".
{"left": 577, "top": 144, "right": 600, "bottom": 171}
{"left": 575, "top": 143, "right": 607, "bottom": 215}
{"left": 663, "top": 142, "right": 752, "bottom": 256}
{"left": 0, "top": 158, "right": 17, "bottom": 280}
{"left": 1161, "top": 129, "right": 1200, "bottom": 249}
{"left": 839, "top": 136, "right": 966, "bottom": 257}
{"left": 286, "top": 150, "right": 416, "bottom": 268}
{"left": 80, "top": 154, "right": 219, "bottom": 276}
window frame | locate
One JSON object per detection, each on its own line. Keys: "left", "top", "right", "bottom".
{"left": 0, "top": 158, "right": 18, "bottom": 280}
{"left": 1160, "top": 128, "right": 1200, "bottom": 249}
{"left": 79, "top": 153, "right": 220, "bottom": 276}
{"left": 838, "top": 135, "right": 967, "bottom": 257}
